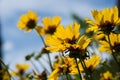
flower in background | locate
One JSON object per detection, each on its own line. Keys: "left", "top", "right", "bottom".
{"left": 48, "top": 57, "right": 82, "bottom": 80}
{"left": 85, "top": 6, "right": 120, "bottom": 34}
{"left": 99, "top": 33, "right": 120, "bottom": 54}
{"left": 18, "top": 11, "right": 39, "bottom": 32}
{"left": 11, "top": 63, "right": 30, "bottom": 76}
{"left": 100, "top": 71, "right": 113, "bottom": 80}
{"left": 36, "top": 16, "right": 61, "bottom": 36}
{"left": 79, "top": 55, "right": 100, "bottom": 73}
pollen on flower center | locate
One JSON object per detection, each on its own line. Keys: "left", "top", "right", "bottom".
{"left": 26, "top": 19, "right": 36, "bottom": 29}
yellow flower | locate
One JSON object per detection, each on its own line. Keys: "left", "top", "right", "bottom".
{"left": 99, "top": 33, "right": 120, "bottom": 54}
{"left": 85, "top": 55, "right": 100, "bottom": 71}
{"left": 48, "top": 57, "right": 82, "bottom": 80}
{"left": 36, "top": 16, "right": 61, "bottom": 36}
{"left": 45, "top": 22, "right": 91, "bottom": 58}
{"left": 79, "top": 55, "right": 100, "bottom": 72}
{"left": 85, "top": 6, "right": 120, "bottom": 34}
{"left": 100, "top": 71, "right": 113, "bottom": 80}
{"left": 18, "top": 10, "right": 38, "bottom": 32}
{"left": 16, "top": 63, "right": 30, "bottom": 71}
{"left": 45, "top": 22, "right": 80, "bottom": 52}
{"left": 11, "top": 63, "right": 30, "bottom": 76}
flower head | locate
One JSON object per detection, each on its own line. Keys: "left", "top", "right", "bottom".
{"left": 45, "top": 22, "right": 91, "bottom": 58}
{"left": 13, "top": 63, "right": 30, "bottom": 76}
{"left": 45, "top": 22, "right": 80, "bottom": 52}
{"left": 18, "top": 11, "right": 38, "bottom": 32}
{"left": 85, "top": 6, "right": 120, "bottom": 34}
{"left": 36, "top": 16, "right": 61, "bottom": 36}
{"left": 99, "top": 33, "right": 120, "bottom": 54}
{"left": 79, "top": 55, "right": 100, "bottom": 72}
{"left": 48, "top": 57, "right": 82, "bottom": 80}
{"left": 100, "top": 71, "right": 113, "bottom": 80}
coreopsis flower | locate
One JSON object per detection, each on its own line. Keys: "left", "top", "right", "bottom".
{"left": 45, "top": 22, "right": 80, "bottom": 52}
{"left": 16, "top": 63, "right": 30, "bottom": 73}
{"left": 85, "top": 6, "right": 120, "bottom": 34}
{"left": 11, "top": 63, "right": 30, "bottom": 76}
{"left": 100, "top": 71, "right": 113, "bottom": 80}
{"left": 36, "top": 16, "right": 61, "bottom": 36}
{"left": 99, "top": 33, "right": 120, "bottom": 54}
{"left": 48, "top": 57, "right": 83, "bottom": 80}
{"left": 45, "top": 22, "right": 91, "bottom": 58}
{"left": 48, "top": 64, "right": 66, "bottom": 80}
{"left": 79, "top": 55, "right": 100, "bottom": 72}
{"left": 18, "top": 11, "right": 38, "bottom": 32}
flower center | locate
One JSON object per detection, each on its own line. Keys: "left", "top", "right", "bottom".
{"left": 68, "top": 46, "right": 86, "bottom": 58}
{"left": 45, "top": 26, "right": 57, "bottom": 34}
{"left": 65, "top": 36, "right": 76, "bottom": 44}
{"left": 99, "top": 21, "right": 114, "bottom": 34}
{"left": 26, "top": 19, "right": 36, "bottom": 29}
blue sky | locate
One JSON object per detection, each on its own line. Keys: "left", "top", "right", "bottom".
{"left": 1, "top": 0, "right": 116, "bottom": 70}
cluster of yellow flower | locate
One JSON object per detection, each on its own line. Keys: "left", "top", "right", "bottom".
{"left": 1, "top": 6, "right": 120, "bottom": 80}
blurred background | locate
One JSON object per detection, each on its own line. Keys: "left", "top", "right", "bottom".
{"left": 0, "top": 0, "right": 118, "bottom": 71}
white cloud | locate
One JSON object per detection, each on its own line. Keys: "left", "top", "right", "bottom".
{"left": 3, "top": 41, "right": 14, "bottom": 51}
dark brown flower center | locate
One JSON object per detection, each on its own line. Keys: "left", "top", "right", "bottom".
{"left": 99, "top": 21, "right": 114, "bottom": 34}
{"left": 66, "top": 37, "right": 76, "bottom": 44}
{"left": 26, "top": 19, "right": 36, "bottom": 29}
{"left": 68, "top": 46, "right": 87, "bottom": 59}
{"left": 45, "top": 26, "right": 57, "bottom": 34}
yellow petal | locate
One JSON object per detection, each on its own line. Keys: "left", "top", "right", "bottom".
{"left": 52, "top": 16, "right": 61, "bottom": 26}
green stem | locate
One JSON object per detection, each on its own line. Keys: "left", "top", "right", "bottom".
{"left": 107, "top": 34, "right": 120, "bottom": 67}
{"left": 74, "top": 58, "right": 82, "bottom": 80}
{"left": 65, "top": 73, "right": 69, "bottom": 80}
{"left": 0, "top": 58, "right": 11, "bottom": 80}
{"left": 35, "top": 29, "right": 53, "bottom": 71}
{"left": 38, "top": 60, "right": 50, "bottom": 73}
{"left": 61, "top": 74, "right": 65, "bottom": 80}
{"left": 30, "top": 60, "right": 39, "bottom": 73}
{"left": 47, "top": 53, "right": 53, "bottom": 71}
{"left": 79, "top": 58, "right": 90, "bottom": 80}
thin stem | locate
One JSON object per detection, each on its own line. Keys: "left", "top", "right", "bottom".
{"left": 47, "top": 53, "right": 53, "bottom": 71}
{"left": 107, "top": 34, "right": 120, "bottom": 66}
{"left": 79, "top": 58, "right": 90, "bottom": 80}
{"left": 65, "top": 73, "right": 69, "bottom": 80}
{"left": 74, "top": 58, "right": 82, "bottom": 80}
{"left": 0, "top": 58, "right": 11, "bottom": 80}
{"left": 61, "top": 74, "right": 65, "bottom": 80}
{"left": 38, "top": 60, "right": 45, "bottom": 69}
{"left": 30, "top": 60, "right": 39, "bottom": 73}
{"left": 35, "top": 29, "right": 53, "bottom": 71}
{"left": 38, "top": 60, "right": 50, "bottom": 73}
